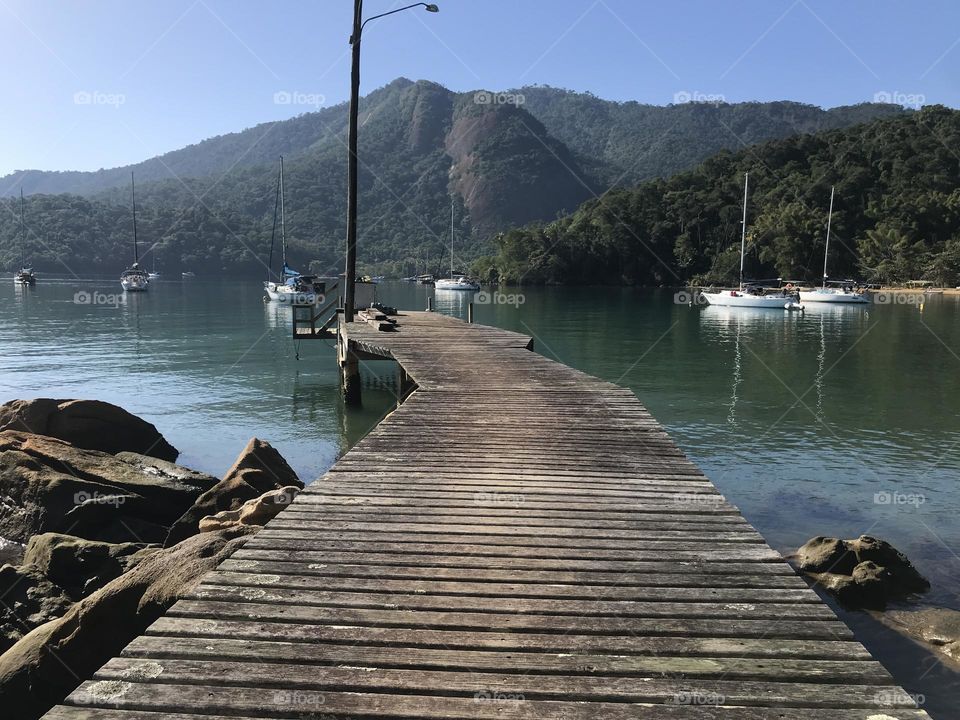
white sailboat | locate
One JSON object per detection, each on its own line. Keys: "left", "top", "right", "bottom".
{"left": 435, "top": 200, "right": 479, "bottom": 291}
{"left": 798, "top": 186, "right": 869, "bottom": 304}
{"left": 264, "top": 157, "right": 322, "bottom": 304}
{"left": 701, "top": 173, "right": 802, "bottom": 310}
{"left": 13, "top": 189, "right": 36, "bottom": 286}
{"left": 120, "top": 173, "right": 149, "bottom": 292}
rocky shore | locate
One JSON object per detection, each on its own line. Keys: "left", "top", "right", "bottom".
{"left": 0, "top": 399, "right": 303, "bottom": 718}
{"left": 792, "top": 534, "right": 960, "bottom": 672}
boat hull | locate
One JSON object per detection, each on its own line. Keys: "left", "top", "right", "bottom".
{"left": 702, "top": 291, "right": 801, "bottom": 309}
{"left": 798, "top": 290, "right": 869, "bottom": 304}
{"left": 435, "top": 280, "right": 480, "bottom": 291}
{"left": 121, "top": 279, "right": 149, "bottom": 292}
{"left": 264, "top": 283, "right": 319, "bottom": 305}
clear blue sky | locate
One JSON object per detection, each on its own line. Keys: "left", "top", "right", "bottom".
{"left": 2, "top": 0, "right": 958, "bottom": 177}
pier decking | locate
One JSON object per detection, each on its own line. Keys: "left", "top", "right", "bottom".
{"left": 46, "top": 311, "right": 929, "bottom": 719}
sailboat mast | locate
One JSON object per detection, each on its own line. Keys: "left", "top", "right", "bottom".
{"left": 279, "top": 156, "right": 286, "bottom": 270}
{"left": 823, "top": 185, "right": 835, "bottom": 289}
{"left": 268, "top": 165, "right": 281, "bottom": 280}
{"left": 738, "top": 172, "right": 748, "bottom": 290}
{"left": 131, "top": 172, "right": 139, "bottom": 265}
{"left": 449, "top": 199, "right": 454, "bottom": 277}
{"left": 19, "top": 189, "right": 25, "bottom": 268}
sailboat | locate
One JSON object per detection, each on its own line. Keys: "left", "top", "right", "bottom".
{"left": 13, "top": 190, "right": 36, "bottom": 285}
{"left": 435, "top": 200, "right": 479, "bottom": 291}
{"left": 798, "top": 187, "right": 869, "bottom": 304}
{"left": 120, "top": 173, "right": 149, "bottom": 292}
{"left": 264, "top": 158, "right": 322, "bottom": 304}
{"left": 701, "top": 173, "right": 802, "bottom": 309}
{"left": 147, "top": 251, "right": 161, "bottom": 280}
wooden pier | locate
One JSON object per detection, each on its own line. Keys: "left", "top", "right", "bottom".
{"left": 46, "top": 311, "right": 929, "bottom": 719}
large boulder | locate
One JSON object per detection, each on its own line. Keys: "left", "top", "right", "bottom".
{"left": 165, "top": 438, "right": 301, "bottom": 546}
{"left": 795, "top": 536, "right": 858, "bottom": 574}
{"left": 0, "top": 399, "right": 178, "bottom": 461}
{"left": 0, "top": 526, "right": 258, "bottom": 720}
{"left": 850, "top": 535, "right": 930, "bottom": 593}
{"left": 0, "top": 431, "right": 218, "bottom": 544}
{"left": 23, "top": 533, "right": 158, "bottom": 600}
{"left": 199, "top": 486, "right": 300, "bottom": 533}
{"left": 794, "top": 534, "right": 929, "bottom": 609}
{"left": 0, "top": 564, "right": 73, "bottom": 654}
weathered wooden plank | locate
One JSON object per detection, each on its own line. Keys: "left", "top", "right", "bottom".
{"left": 91, "top": 658, "right": 916, "bottom": 707}
{"left": 201, "top": 570, "right": 820, "bottom": 603}
{"left": 166, "top": 600, "right": 856, "bottom": 639}
{"left": 53, "top": 685, "right": 933, "bottom": 719}
{"left": 219, "top": 557, "right": 807, "bottom": 586}
{"left": 187, "top": 585, "right": 838, "bottom": 619}
{"left": 120, "top": 636, "right": 890, "bottom": 682}
{"left": 229, "top": 550, "right": 796, "bottom": 574}
{"left": 142, "top": 617, "right": 867, "bottom": 659}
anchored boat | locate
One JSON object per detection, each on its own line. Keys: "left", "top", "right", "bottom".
{"left": 13, "top": 190, "right": 35, "bottom": 286}
{"left": 120, "top": 173, "right": 149, "bottom": 292}
{"left": 798, "top": 187, "right": 869, "bottom": 304}
{"left": 263, "top": 157, "right": 323, "bottom": 304}
{"left": 701, "top": 173, "right": 802, "bottom": 310}
{"left": 434, "top": 200, "right": 479, "bottom": 291}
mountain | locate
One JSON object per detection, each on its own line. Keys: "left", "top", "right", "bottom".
{"left": 0, "top": 79, "right": 909, "bottom": 277}
{"left": 475, "top": 105, "right": 960, "bottom": 287}
{"left": 513, "top": 86, "right": 908, "bottom": 187}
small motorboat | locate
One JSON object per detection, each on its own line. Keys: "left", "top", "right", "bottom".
{"left": 181, "top": 271, "right": 196, "bottom": 279}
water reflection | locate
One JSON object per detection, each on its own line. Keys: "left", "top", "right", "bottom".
{"left": 432, "top": 287, "right": 477, "bottom": 317}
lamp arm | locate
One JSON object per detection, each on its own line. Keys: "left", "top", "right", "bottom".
{"left": 354, "top": 2, "right": 432, "bottom": 42}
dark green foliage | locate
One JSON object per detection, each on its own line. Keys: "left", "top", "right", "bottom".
{"left": 478, "top": 106, "right": 960, "bottom": 287}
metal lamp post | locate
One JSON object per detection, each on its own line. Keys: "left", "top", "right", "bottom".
{"left": 343, "top": 1, "right": 439, "bottom": 322}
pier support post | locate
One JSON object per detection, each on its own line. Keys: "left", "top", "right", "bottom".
{"left": 468, "top": 302, "right": 474, "bottom": 324}
{"left": 338, "top": 319, "right": 362, "bottom": 406}
{"left": 427, "top": 296, "right": 434, "bottom": 312}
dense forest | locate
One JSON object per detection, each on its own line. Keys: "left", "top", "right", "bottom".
{"left": 0, "top": 79, "right": 907, "bottom": 279}
{"left": 474, "top": 106, "right": 960, "bottom": 287}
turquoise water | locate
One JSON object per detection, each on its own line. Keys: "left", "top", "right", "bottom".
{"left": 2, "top": 278, "right": 959, "bottom": 712}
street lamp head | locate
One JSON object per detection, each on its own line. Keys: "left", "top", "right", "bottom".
{"left": 424, "top": 4, "right": 439, "bottom": 12}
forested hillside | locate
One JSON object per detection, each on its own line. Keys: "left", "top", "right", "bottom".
{"left": 475, "top": 106, "right": 960, "bottom": 287}
{"left": 0, "top": 79, "right": 914, "bottom": 277}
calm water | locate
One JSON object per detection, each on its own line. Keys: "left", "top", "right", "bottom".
{"left": 3, "top": 278, "right": 959, "bottom": 712}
